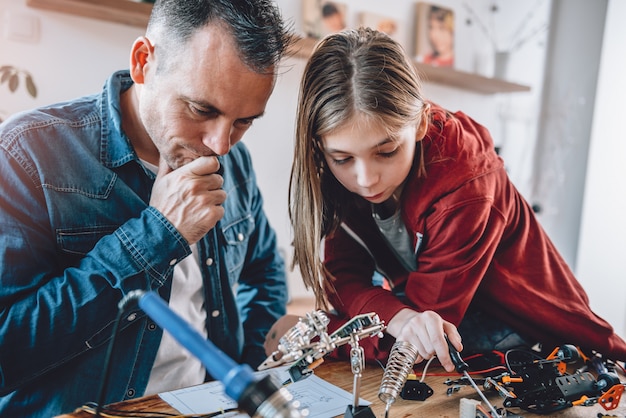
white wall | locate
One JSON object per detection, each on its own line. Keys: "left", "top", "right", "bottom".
{"left": 0, "top": 2, "right": 143, "bottom": 115}
{"left": 576, "top": 0, "right": 626, "bottom": 338}
{"left": 531, "top": 0, "right": 607, "bottom": 270}
{"left": 0, "top": 0, "right": 550, "bottom": 298}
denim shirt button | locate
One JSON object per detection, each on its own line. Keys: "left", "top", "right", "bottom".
{"left": 206, "top": 257, "right": 214, "bottom": 266}
{"left": 126, "top": 388, "right": 136, "bottom": 398}
{"left": 169, "top": 258, "right": 177, "bottom": 266}
{"left": 211, "top": 310, "right": 220, "bottom": 318}
{"left": 148, "top": 323, "right": 157, "bottom": 331}
{"left": 237, "top": 233, "right": 245, "bottom": 241}
{"left": 126, "top": 313, "right": 137, "bottom": 322}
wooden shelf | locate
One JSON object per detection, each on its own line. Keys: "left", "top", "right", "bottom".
{"left": 26, "top": 0, "right": 153, "bottom": 28}
{"left": 291, "top": 37, "right": 531, "bottom": 95}
{"left": 26, "top": 0, "right": 531, "bottom": 95}
{"left": 415, "top": 62, "right": 530, "bottom": 94}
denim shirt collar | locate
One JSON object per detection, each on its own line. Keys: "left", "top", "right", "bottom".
{"left": 101, "top": 70, "right": 144, "bottom": 171}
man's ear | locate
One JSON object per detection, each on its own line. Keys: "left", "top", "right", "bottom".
{"left": 129, "top": 36, "right": 155, "bottom": 84}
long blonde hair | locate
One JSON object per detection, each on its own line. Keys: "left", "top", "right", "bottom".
{"left": 289, "top": 27, "right": 428, "bottom": 308}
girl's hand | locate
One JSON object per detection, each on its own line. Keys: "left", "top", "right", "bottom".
{"left": 264, "top": 314, "right": 302, "bottom": 356}
{"left": 385, "top": 308, "right": 462, "bottom": 372}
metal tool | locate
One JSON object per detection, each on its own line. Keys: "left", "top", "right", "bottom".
{"left": 259, "top": 312, "right": 385, "bottom": 384}
{"left": 446, "top": 336, "right": 502, "bottom": 418}
{"left": 378, "top": 341, "right": 420, "bottom": 418}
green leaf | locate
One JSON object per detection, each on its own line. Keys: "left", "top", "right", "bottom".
{"left": 8, "top": 73, "right": 18, "bottom": 92}
{"left": 25, "top": 74, "right": 37, "bottom": 98}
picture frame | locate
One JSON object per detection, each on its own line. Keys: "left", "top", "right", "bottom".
{"left": 302, "top": 0, "right": 348, "bottom": 39}
{"left": 358, "top": 11, "right": 400, "bottom": 41}
{"left": 414, "top": 2, "right": 455, "bottom": 67}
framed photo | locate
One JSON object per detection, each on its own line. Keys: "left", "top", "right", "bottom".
{"left": 414, "top": 2, "right": 455, "bottom": 67}
{"left": 302, "top": 0, "right": 348, "bottom": 39}
{"left": 358, "top": 12, "right": 400, "bottom": 41}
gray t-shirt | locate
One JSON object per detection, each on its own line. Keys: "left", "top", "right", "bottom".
{"left": 373, "top": 208, "right": 417, "bottom": 272}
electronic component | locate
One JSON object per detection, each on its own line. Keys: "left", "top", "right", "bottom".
{"left": 401, "top": 380, "right": 434, "bottom": 401}
{"left": 446, "top": 344, "right": 625, "bottom": 415}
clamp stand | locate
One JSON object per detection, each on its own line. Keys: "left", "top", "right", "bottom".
{"left": 345, "top": 332, "right": 376, "bottom": 418}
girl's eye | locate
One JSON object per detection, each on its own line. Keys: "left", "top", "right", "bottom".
{"left": 379, "top": 148, "right": 399, "bottom": 158}
{"left": 331, "top": 156, "right": 351, "bottom": 165}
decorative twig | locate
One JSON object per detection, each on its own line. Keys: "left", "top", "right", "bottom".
{"left": 463, "top": 2, "right": 497, "bottom": 50}
{"left": 463, "top": 0, "right": 548, "bottom": 53}
{"left": 509, "top": 22, "right": 548, "bottom": 53}
{"left": 507, "top": 0, "right": 546, "bottom": 50}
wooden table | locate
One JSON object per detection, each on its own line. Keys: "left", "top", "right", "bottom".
{"left": 57, "top": 359, "right": 625, "bottom": 418}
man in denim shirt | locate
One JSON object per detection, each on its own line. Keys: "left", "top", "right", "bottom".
{"left": 0, "top": 1, "right": 293, "bottom": 416}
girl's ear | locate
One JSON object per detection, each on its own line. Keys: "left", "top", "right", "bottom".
{"left": 129, "top": 36, "right": 155, "bottom": 85}
{"left": 416, "top": 103, "right": 431, "bottom": 141}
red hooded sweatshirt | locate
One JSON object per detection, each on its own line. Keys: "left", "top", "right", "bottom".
{"left": 322, "top": 103, "right": 626, "bottom": 362}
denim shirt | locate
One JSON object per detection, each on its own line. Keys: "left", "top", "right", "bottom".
{"left": 0, "top": 71, "right": 287, "bottom": 417}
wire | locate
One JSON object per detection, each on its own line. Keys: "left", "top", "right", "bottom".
{"left": 504, "top": 348, "right": 542, "bottom": 374}
{"left": 411, "top": 352, "right": 507, "bottom": 379}
{"left": 95, "top": 306, "right": 128, "bottom": 417}
{"left": 96, "top": 291, "right": 145, "bottom": 417}
{"left": 418, "top": 357, "right": 435, "bottom": 382}
{"left": 80, "top": 402, "right": 239, "bottom": 418}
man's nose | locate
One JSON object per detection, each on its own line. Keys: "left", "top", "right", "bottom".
{"left": 203, "top": 122, "right": 232, "bottom": 156}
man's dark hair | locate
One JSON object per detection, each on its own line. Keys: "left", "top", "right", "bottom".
{"left": 147, "top": 0, "right": 293, "bottom": 73}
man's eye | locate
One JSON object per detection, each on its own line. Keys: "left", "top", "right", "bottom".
{"left": 235, "top": 119, "right": 254, "bottom": 128}
{"left": 191, "top": 106, "right": 216, "bottom": 117}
